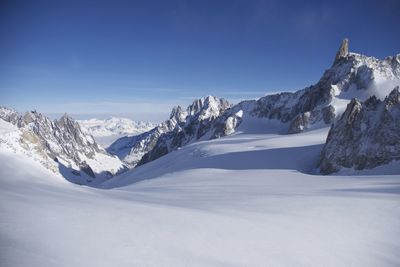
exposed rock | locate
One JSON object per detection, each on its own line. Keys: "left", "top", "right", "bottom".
{"left": 288, "top": 112, "right": 311, "bottom": 134}
{"left": 169, "top": 105, "right": 187, "bottom": 123}
{"left": 288, "top": 105, "right": 336, "bottom": 134}
{"left": 214, "top": 40, "right": 399, "bottom": 137}
{"left": 108, "top": 39, "right": 400, "bottom": 168}
{"left": 333, "top": 38, "right": 349, "bottom": 65}
{"left": 318, "top": 87, "right": 400, "bottom": 174}
{"left": 109, "top": 96, "right": 230, "bottom": 167}
{"left": 0, "top": 108, "right": 126, "bottom": 183}
{"left": 138, "top": 96, "right": 230, "bottom": 166}
{"left": 79, "top": 161, "right": 96, "bottom": 179}
{"left": 322, "top": 105, "right": 336, "bottom": 124}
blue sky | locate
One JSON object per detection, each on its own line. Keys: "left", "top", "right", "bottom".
{"left": 0, "top": 0, "right": 399, "bottom": 121}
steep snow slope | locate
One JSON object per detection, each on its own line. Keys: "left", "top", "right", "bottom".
{"left": 78, "top": 117, "right": 157, "bottom": 147}
{"left": 1, "top": 124, "right": 399, "bottom": 267}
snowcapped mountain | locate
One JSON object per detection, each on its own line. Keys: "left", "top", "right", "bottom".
{"left": 108, "top": 39, "right": 400, "bottom": 170}
{"left": 1, "top": 39, "right": 398, "bottom": 176}
{"left": 319, "top": 86, "right": 400, "bottom": 174}
{"left": 78, "top": 117, "right": 157, "bottom": 147}
{"left": 213, "top": 38, "right": 400, "bottom": 136}
{"left": 1, "top": 39, "right": 400, "bottom": 266}
{"left": 0, "top": 107, "right": 126, "bottom": 185}
{"left": 108, "top": 96, "right": 230, "bottom": 167}
{"left": 2, "top": 112, "right": 400, "bottom": 267}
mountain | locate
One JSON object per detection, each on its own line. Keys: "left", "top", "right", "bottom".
{"left": 108, "top": 96, "right": 230, "bottom": 167}
{"left": 78, "top": 117, "right": 157, "bottom": 147}
{"left": 213, "top": 38, "right": 400, "bottom": 136}
{"left": 2, "top": 111, "right": 400, "bottom": 266}
{"left": 318, "top": 87, "right": 400, "bottom": 174}
{"left": 0, "top": 107, "right": 126, "bottom": 184}
{"left": 109, "top": 39, "right": 400, "bottom": 168}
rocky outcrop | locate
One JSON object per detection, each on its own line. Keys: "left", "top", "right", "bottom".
{"left": 109, "top": 96, "right": 230, "bottom": 167}
{"left": 108, "top": 39, "right": 400, "bottom": 168}
{"left": 333, "top": 38, "right": 349, "bottom": 65}
{"left": 288, "top": 105, "right": 336, "bottom": 134}
{"left": 107, "top": 104, "right": 187, "bottom": 167}
{"left": 213, "top": 39, "right": 399, "bottom": 136}
{"left": 138, "top": 96, "right": 230, "bottom": 166}
{"left": 0, "top": 108, "right": 126, "bottom": 183}
{"left": 318, "top": 87, "right": 400, "bottom": 174}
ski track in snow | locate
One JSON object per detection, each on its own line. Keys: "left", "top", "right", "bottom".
{"left": 1, "top": 125, "right": 399, "bottom": 267}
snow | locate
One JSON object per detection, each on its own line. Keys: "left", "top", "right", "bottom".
{"left": 0, "top": 120, "right": 61, "bottom": 174}
{"left": 0, "top": 119, "right": 126, "bottom": 185}
{"left": 78, "top": 117, "right": 157, "bottom": 147}
{"left": 1, "top": 118, "right": 399, "bottom": 266}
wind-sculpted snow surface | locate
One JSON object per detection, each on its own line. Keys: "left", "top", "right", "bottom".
{"left": 0, "top": 108, "right": 126, "bottom": 184}
{"left": 1, "top": 126, "right": 400, "bottom": 266}
{"left": 319, "top": 87, "right": 400, "bottom": 174}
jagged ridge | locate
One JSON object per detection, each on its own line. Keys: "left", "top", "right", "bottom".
{"left": 0, "top": 107, "right": 126, "bottom": 184}
{"left": 318, "top": 86, "right": 400, "bottom": 174}
{"left": 108, "top": 96, "right": 230, "bottom": 167}
{"left": 108, "top": 39, "right": 400, "bottom": 169}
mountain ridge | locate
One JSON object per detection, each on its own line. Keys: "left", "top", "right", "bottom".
{"left": 109, "top": 39, "right": 400, "bottom": 170}
{"left": 0, "top": 107, "right": 126, "bottom": 185}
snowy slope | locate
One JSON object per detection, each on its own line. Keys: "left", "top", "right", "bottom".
{"left": 78, "top": 117, "right": 157, "bottom": 147}
{"left": 106, "top": 40, "right": 400, "bottom": 168}
{"left": 1, "top": 124, "right": 399, "bottom": 267}
{"left": 0, "top": 110, "right": 126, "bottom": 185}
{"left": 108, "top": 96, "right": 230, "bottom": 167}
{"left": 1, "top": 38, "right": 399, "bottom": 266}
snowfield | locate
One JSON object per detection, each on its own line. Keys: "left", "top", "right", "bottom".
{"left": 1, "top": 120, "right": 399, "bottom": 267}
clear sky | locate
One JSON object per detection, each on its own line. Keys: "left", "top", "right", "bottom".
{"left": 1, "top": 0, "right": 399, "bottom": 122}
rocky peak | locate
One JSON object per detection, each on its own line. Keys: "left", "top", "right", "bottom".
{"left": 0, "top": 107, "right": 125, "bottom": 183}
{"left": 333, "top": 38, "right": 349, "bottom": 65}
{"left": 386, "top": 86, "right": 400, "bottom": 106}
{"left": 109, "top": 44, "right": 400, "bottom": 169}
{"left": 22, "top": 110, "right": 39, "bottom": 124}
{"left": 56, "top": 113, "right": 83, "bottom": 134}
{"left": 58, "top": 113, "right": 72, "bottom": 123}
{"left": 0, "top": 106, "right": 20, "bottom": 124}
{"left": 169, "top": 105, "right": 186, "bottom": 123}
{"left": 187, "top": 96, "right": 230, "bottom": 120}
{"left": 318, "top": 87, "right": 400, "bottom": 174}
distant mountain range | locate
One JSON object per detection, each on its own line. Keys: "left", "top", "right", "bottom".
{"left": 0, "top": 39, "right": 399, "bottom": 183}
{"left": 78, "top": 117, "right": 157, "bottom": 147}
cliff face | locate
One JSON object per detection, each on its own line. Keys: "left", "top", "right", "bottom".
{"left": 0, "top": 107, "right": 126, "bottom": 184}
{"left": 333, "top": 38, "right": 349, "bottom": 65}
{"left": 318, "top": 87, "right": 400, "bottom": 174}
